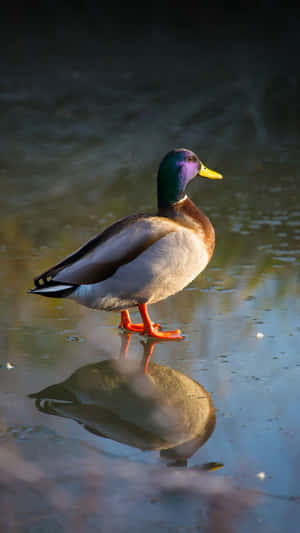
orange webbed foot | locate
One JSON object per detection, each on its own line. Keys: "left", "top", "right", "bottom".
{"left": 137, "top": 304, "right": 184, "bottom": 341}
{"left": 143, "top": 324, "right": 183, "bottom": 341}
{"left": 119, "top": 310, "right": 160, "bottom": 334}
{"left": 120, "top": 306, "right": 184, "bottom": 341}
{"left": 119, "top": 321, "right": 145, "bottom": 333}
{"left": 120, "top": 322, "right": 161, "bottom": 334}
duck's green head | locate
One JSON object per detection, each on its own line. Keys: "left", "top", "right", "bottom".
{"left": 157, "top": 149, "right": 222, "bottom": 208}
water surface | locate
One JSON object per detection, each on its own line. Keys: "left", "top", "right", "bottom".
{"left": 0, "top": 17, "right": 300, "bottom": 533}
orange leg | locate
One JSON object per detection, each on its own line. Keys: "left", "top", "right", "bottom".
{"left": 119, "top": 309, "right": 159, "bottom": 334}
{"left": 118, "top": 332, "right": 155, "bottom": 374}
{"left": 142, "top": 340, "right": 158, "bottom": 374}
{"left": 119, "top": 309, "right": 145, "bottom": 333}
{"left": 119, "top": 332, "right": 132, "bottom": 359}
{"left": 138, "top": 303, "right": 183, "bottom": 341}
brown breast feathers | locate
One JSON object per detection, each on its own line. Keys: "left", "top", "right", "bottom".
{"left": 158, "top": 197, "right": 215, "bottom": 259}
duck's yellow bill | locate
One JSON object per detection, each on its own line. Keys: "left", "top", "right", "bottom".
{"left": 199, "top": 165, "right": 223, "bottom": 180}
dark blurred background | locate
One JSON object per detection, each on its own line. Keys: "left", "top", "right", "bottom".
{"left": 1, "top": 3, "right": 300, "bottom": 198}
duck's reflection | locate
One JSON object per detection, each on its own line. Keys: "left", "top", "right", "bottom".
{"left": 29, "top": 334, "right": 217, "bottom": 466}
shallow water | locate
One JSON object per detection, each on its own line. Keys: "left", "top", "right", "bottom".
{"left": 0, "top": 14, "right": 300, "bottom": 533}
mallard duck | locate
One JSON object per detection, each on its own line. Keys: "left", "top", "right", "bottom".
{"left": 29, "top": 149, "right": 222, "bottom": 340}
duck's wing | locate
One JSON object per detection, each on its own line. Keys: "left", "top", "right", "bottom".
{"left": 34, "top": 213, "right": 179, "bottom": 287}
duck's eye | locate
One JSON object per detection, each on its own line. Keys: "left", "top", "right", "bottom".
{"left": 187, "top": 155, "right": 197, "bottom": 162}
